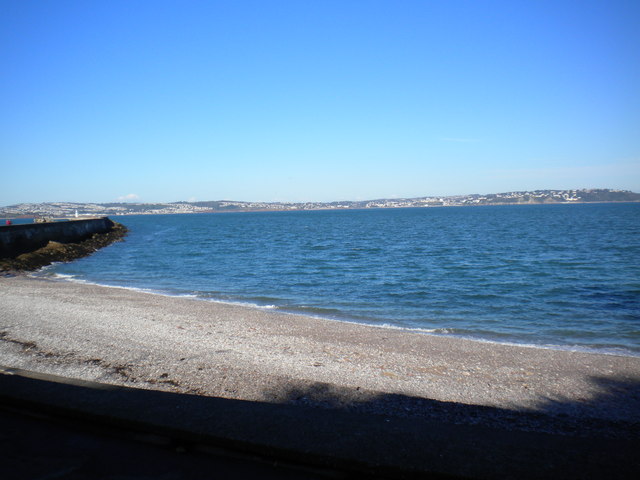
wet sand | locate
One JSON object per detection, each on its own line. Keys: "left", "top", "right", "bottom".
{"left": 1, "top": 275, "right": 639, "bottom": 437}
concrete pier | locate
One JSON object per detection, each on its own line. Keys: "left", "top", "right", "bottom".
{"left": 0, "top": 217, "right": 115, "bottom": 258}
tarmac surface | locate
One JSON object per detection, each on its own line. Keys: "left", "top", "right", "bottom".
{"left": 1, "top": 366, "right": 639, "bottom": 479}
{"left": 0, "top": 402, "right": 333, "bottom": 480}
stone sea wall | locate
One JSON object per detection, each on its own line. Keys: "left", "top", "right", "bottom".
{"left": 0, "top": 217, "right": 117, "bottom": 259}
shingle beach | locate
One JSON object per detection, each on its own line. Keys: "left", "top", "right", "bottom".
{"left": 1, "top": 275, "right": 639, "bottom": 439}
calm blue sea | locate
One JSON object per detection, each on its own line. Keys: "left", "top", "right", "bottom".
{"left": 39, "top": 204, "right": 640, "bottom": 356}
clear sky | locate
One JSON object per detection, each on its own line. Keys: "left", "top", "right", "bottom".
{"left": 1, "top": 0, "right": 639, "bottom": 205}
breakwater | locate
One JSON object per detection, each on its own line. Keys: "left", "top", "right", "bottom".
{"left": 0, "top": 217, "right": 115, "bottom": 259}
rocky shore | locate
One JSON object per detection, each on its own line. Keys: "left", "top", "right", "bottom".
{"left": 0, "top": 221, "right": 127, "bottom": 273}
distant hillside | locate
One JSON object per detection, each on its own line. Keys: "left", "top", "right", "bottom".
{"left": 1, "top": 188, "right": 638, "bottom": 218}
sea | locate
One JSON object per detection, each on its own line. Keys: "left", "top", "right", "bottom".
{"left": 36, "top": 203, "right": 640, "bottom": 357}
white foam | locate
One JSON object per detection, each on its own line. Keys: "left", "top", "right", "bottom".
{"left": 52, "top": 273, "right": 78, "bottom": 280}
{"left": 200, "top": 297, "right": 281, "bottom": 311}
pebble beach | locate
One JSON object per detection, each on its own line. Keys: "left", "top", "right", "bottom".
{"left": 1, "top": 275, "right": 639, "bottom": 439}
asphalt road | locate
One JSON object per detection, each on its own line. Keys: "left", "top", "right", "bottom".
{"left": 0, "top": 406, "right": 344, "bottom": 480}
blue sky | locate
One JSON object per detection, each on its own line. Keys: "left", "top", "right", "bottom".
{"left": 1, "top": 0, "right": 639, "bottom": 204}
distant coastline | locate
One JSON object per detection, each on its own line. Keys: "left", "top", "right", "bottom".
{"left": 2, "top": 188, "right": 639, "bottom": 218}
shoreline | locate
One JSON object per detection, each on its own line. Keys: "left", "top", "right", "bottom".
{"left": 32, "top": 270, "right": 640, "bottom": 359}
{"left": 2, "top": 275, "right": 639, "bottom": 439}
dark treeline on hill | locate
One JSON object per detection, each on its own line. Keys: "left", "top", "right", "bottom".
{"left": 1, "top": 189, "right": 639, "bottom": 218}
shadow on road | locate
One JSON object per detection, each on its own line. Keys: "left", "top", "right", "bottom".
{"left": 1, "top": 369, "right": 639, "bottom": 479}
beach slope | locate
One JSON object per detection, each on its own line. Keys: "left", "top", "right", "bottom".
{"left": 1, "top": 276, "right": 639, "bottom": 477}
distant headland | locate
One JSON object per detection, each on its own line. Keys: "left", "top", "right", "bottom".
{"left": 1, "top": 188, "right": 638, "bottom": 218}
